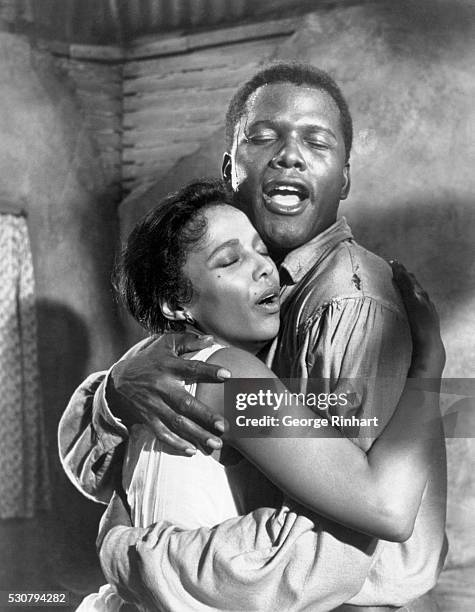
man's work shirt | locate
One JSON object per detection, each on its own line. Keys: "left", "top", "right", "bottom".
{"left": 58, "top": 218, "right": 446, "bottom": 610}
{"left": 266, "top": 218, "right": 447, "bottom": 605}
{"left": 268, "top": 217, "right": 413, "bottom": 442}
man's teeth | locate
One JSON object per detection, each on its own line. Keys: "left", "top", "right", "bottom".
{"left": 267, "top": 185, "right": 306, "bottom": 206}
{"left": 272, "top": 186, "right": 301, "bottom": 194}
{"left": 272, "top": 194, "right": 301, "bottom": 206}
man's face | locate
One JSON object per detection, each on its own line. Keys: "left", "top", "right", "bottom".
{"left": 223, "top": 83, "right": 350, "bottom": 259}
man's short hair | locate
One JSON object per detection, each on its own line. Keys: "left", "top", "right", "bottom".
{"left": 225, "top": 62, "right": 353, "bottom": 161}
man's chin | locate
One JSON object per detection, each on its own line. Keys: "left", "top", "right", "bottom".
{"left": 259, "top": 220, "right": 311, "bottom": 255}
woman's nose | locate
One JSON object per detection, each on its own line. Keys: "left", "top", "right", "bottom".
{"left": 252, "top": 253, "right": 275, "bottom": 281}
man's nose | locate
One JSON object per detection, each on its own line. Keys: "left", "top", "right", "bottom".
{"left": 269, "top": 137, "right": 306, "bottom": 171}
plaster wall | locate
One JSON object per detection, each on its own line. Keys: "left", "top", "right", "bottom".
{"left": 0, "top": 32, "right": 124, "bottom": 424}
{"left": 0, "top": 31, "right": 125, "bottom": 589}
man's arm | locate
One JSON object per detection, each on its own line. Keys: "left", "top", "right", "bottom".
{"left": 98, "top": 493, "right": 375, "bottom": 612}
{"left": 58, "top": 370, "right": 125, "bottom": 503}
{"left": 307, "top": 295, "right": 412, "bottom": 449}
{"left": 58, "top": 333, "right": 230, "bottom": 502}
{"left": 305, "top": 284, "right": 446, "bottom": 605}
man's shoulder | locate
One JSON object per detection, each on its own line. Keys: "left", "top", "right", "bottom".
{"left": 298, "top": 239, "right": 406, "bottom": 315}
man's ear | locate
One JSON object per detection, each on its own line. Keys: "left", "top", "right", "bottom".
{"left": 160, "top": 299, "right": 187, "bottom": 322}
{"left": 340, "top": 163, "right": 351, "bottom": 200}
{"left": 222, "top": 152, "right": 232, "bottom": 183}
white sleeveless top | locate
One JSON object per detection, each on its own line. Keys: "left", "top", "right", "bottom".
{"left": 77, "top": 344, "right": 282, "bottom": 611}
{"left": 122, "top": 344, "right": 240, "bottom": 529}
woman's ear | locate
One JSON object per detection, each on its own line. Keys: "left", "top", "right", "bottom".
{"left": 160, "top": 298, "right": 187, "bottom": 322}
{"left": 222, "top": 152, "right": 232, "bottom": 183}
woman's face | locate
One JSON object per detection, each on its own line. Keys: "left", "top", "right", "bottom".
{"left": 182, "top": 204, "right": 280, "bottom": 353}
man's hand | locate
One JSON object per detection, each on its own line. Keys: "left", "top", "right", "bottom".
{"left": 390, "top": 261, "right": 446, "bottom": 378}
{"left": 108, "top": 332, "right": 230, "bottom": 454}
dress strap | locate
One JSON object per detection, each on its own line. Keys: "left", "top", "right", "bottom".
{"left": 189, "top": 344, "right": 226, "bottom": 363}
{"left": 184, "top": 344, "right": 225, "bottom": 396}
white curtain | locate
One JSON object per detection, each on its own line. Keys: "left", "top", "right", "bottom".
{"left": 0, "top": 214, "right": 50, "bottom": 518}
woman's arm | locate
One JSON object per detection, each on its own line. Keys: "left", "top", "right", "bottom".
{"left": 198, "top": 266, "right": 445, "bottom": 542}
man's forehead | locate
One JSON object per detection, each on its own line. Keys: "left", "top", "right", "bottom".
{"left": 230, "top": 83, "right": 342, "bottom": 149}
{"left": 243, "top": 82, "right": 338, "bottom": 118}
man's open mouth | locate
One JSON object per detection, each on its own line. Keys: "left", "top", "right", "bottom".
{"left": 262, "top": 181, "right": 310, "bottom": 215}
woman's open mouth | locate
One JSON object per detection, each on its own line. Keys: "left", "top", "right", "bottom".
{"left": 262, "top": 180, "right": 310, "bottom": 215}
{"left": 254, "top": 286, "right": 280, "bottom": 314}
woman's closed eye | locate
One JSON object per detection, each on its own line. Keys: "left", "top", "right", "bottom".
{"left": 219, "top": 258, "right": 239, "bottom": 268}
{"left": 215, "top": 253, "right": 240, "bottom": 268}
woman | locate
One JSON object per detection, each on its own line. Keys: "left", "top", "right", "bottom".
{"left": 80, "top": 178, "right": 444, "bottom": 611}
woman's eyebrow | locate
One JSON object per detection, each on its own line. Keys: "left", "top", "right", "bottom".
{"left": 207, "top": 239, "right": 240, "bottom": 261}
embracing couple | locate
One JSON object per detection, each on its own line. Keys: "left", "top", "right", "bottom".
{"left": 59, "top": 63, "right": 447, "bottom": 611}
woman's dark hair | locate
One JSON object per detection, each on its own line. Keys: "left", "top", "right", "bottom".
{"left": 114, "top": 178, "right": 233, "bottom": 333}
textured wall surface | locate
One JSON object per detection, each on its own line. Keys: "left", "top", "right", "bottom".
{"left": 121, "top": 28, "right": 291, "bottom": 196}
{"left": 0, "top": 31, "right": 125, "bottom": 591}
{"left": 119, "top": 2, "right": 475, "bottom": 608}
{"left": 0, "top": 30, "right": 125, "bottom": 428}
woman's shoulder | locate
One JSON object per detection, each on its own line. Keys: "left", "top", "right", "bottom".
{"left": 196, "top": 346, "right": 277, "bottom": 419}
{"left": 206, "top": 346, "right": 275, "bottom": 379}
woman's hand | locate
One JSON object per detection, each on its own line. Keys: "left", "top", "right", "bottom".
{"left": 390, "top": 261, "right": 446, "bottom": 378}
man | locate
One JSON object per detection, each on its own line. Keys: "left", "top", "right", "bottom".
{"left": 59, "top": 63, "right": 446, "bottom": 611}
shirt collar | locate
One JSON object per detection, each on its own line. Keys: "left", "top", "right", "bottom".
{"left": 279, "top": 217, "right": 353, "bottom": 285}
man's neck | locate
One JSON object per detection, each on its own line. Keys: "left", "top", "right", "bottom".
{"left": 269, "top": 221, "right": 336, "bottom": 266}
